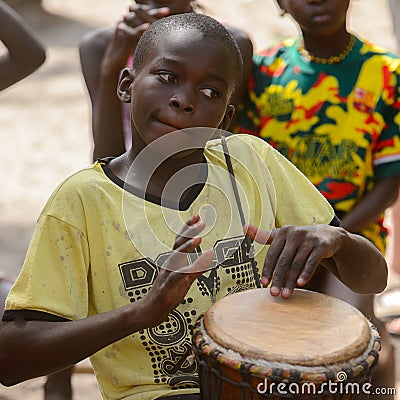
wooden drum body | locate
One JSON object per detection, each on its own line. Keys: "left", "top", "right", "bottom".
{"left": 192, "top": 289, "right": 380, "bottom": 400}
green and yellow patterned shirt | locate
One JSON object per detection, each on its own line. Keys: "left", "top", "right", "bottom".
{"left": 235, "top": 35, "right": 400, "bottom": 252}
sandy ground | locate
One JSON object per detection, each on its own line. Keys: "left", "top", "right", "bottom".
{"left": 0, "top": 0, "right": 399, "bottom": 398}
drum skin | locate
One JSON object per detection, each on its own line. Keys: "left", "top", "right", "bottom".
{"left": 192, "top": 288, "right": 380, "bottom": 400}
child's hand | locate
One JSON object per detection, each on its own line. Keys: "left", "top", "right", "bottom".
{"left": 244, "top": 223, "right": 344, "bottom": 298}
{"left": 127, "top": 3, "right": 171, "bottom": 27}
{"left": 139, "top": 215, "right": 214, "bottom": 328}
{"left": 101, "top": 4, "right": 170, "bottom": 76}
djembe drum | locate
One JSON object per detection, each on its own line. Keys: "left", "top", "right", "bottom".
{"left": 192, "top": 289, "right": 380, "bottom": 400}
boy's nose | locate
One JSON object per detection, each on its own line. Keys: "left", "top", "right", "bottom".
{"left": 169, "top": 96, "right": 195, "bottom": 113}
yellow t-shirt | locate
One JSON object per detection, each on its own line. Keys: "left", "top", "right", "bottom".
{"left": 5, "top": 135, "right": 334, "bottom": 400}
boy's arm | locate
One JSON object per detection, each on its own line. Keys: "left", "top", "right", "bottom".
{"left": 0, "top": 0, "right": 46, "bottom": 91}
{"left": 0, "top": 215, "right": 214, "bottom": 386}
{"left": 245, "top": 223, "right": 387, "bottom": 297}
{"left": 0, "top": 307, "right": 146, "bottom": 386}
{"left": 319, "top": 228, "right": 388, "bottom": 293}
{"left": 340, "top": 175, "right": 400, "bottom": 232}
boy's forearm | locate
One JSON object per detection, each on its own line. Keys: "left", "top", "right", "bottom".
{"left": 0, "top": 303, "right": 147, "bottom": 386}
{"left": 322, "top": 229, "right": 388, "bottom": 294}
{"left": 0, "top": 218, "right": 209, "bottom": 386}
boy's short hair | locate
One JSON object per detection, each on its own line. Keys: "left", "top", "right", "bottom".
{"left": 133, "top": 13, "right": 244, "bottom": 93}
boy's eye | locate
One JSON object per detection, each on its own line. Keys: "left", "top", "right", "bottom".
{"left": 200, "top": 88, "right": 220, "bottom": 99}
{"left": 158, "top": 72, "right": 177, "bottom": 83}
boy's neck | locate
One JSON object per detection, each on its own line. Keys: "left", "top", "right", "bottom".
{"left": 109, "top": 148, "right": 207, "bottom": 201}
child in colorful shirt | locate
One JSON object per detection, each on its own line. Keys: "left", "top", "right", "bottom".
{"left": 236, "top": 34, "right": 400, "bottom": 254}
{"left": 234, "top": 1, "right": 400, "bottom": 398}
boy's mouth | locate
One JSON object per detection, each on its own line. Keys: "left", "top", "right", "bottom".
{"left": 154, "top": 116, "right": 184, "bottom": 132}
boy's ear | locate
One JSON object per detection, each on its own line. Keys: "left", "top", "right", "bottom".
{"left": 218, "top": 104, "right": 236, "bottom": 131}
{"left": 275, "top": 0, "right": 286, "bottom": 15}
{"left": 117, "top": 68, "right": 135, "bottom": 103}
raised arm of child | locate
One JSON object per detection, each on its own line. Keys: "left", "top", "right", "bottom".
{"left": 0, "top": 0, "right": 46, "bottom": 91}
{"left": 79, "top": 4, "right": 170, "bottom": 160}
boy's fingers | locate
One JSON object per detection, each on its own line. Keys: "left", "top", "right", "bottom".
{"left": 175, "top": 236, "right": 202, "bottom": 255}
{"left": 244, "top": 224, "right": 273, "bottom": 245}
{"left": 166, "top": 216, "right": 206, "bottom": 270}
{"left": 260, "top": 237, "right": 286, "bottom": 287}
{"left": 173, "top": 217, "right": 204, "bottom": 250}
{"left": 163, "top": 237, "right": 202, "bottom": 272}
{"left": 163, "top": 242, "right": 214, "bottom": 275}
{"left": 297, "top": 249, "right": 324, "bottom": 287}
{"left": 180, "top": 249, "right": 215, "bottom": 274}
{"left": 176, "top": 215, "right": 200, "bottom": 237}
{"left": 267, "top": 241, "right": 296, "bottom": 296}
{"left": 281, "top": 249, "right": 312, "bottom": 297}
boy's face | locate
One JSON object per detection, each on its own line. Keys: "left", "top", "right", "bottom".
{"left": 278, "top": 0, "right": 350, "bottom": 36}
{"left": 135, "top": 0, "right": 192, "bottom": 14}
{"left": 126, "top": 29, "right": 236, "bottom": 148}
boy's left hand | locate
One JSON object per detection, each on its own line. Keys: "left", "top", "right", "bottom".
{"left": 138, "top": 215, "right": 215, "bottom": 328}
{"left": 244, "top": 223, "right": 344, "bottom": 298}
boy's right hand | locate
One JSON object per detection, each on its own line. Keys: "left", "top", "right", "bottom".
{"left": 138, "top": 215, "right": 214, "bottom": 328}
{"left": 101, "top": 4, "right": 170, "bottom": 76}
{"left": 244, "top": 223, "right": 346, "bottom": 298}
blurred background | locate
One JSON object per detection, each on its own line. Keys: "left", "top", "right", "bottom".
{"left": 0, "top": 0, "right": 398, "bottom": 398}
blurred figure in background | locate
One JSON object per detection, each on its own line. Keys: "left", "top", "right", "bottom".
{"left": 374, "top": 0, "right": 400, "bottom": 338}
{"left": 0, "top": 2, "right": 74, "bottom": 399}
{"left": 0, "top": 0, "right": 45, "bottom": 90}
{"left": 234, "top": 0, "right": 400, "bottom": 398}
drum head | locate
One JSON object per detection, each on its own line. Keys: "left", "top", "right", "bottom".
{"left": 203, "top": 288, "right": 371, "bottom": 367}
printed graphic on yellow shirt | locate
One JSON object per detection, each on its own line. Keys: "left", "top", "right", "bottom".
{"left": 119, "top": 235, "right": 260, "bottom": 389}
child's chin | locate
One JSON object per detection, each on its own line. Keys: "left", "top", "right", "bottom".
{"left": 147, "top": 127, "right": 214, "bottom": 157}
